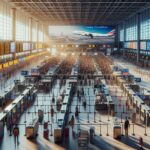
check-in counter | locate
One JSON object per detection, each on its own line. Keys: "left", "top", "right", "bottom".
{"left": 0, "top": 85, "right": 34, "bottom": 129}
{"left": 133, "top": 96, "right": 144, "bottom": 113}
{"left": 140, "top": 104, "right": 150, "bottom": 126}
{"left": 26, "top": 118, "right": 39, "bottom": 139}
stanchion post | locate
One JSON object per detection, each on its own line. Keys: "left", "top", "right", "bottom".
{"left": 99, "top": 124, "right": 102, "bottom": 136}
{"left": 94, "top": 111, "right": 96, "bottom": 123}
{"left": 24, "top": 111, "right": 26, "bottom": 123}
{"left": 121, "top": 112, "right": 123, "bottom": 123}
{"left": 34, "top": 105, "right": 36, "bottom": 114}
{"left": 48, "top": 111, "right": 50, "bottom": 123}
{"left": 87, "top": 111, "right": 89, "bottom": 123}
{"left": 24, "top": 123, "right": 26, "bottom": 136}
{"left": 106, "top": 124, "right": 109, "bottom": 136}
{"left": 144, "top": 115, "right": 147, "bottom": 136}
{"left": 107, "top": 104, "right": 110, "bottom": 121}
{"left": 99, "top": 112, "right": 101, "bottom": 122}
{"left": 50, "top": 124, "right": 53, "bottom": 136}
{"left": 121, "top": 123, "right": 124, "bottom": 136}
{"left": 132, "top": 123, "right": 135, "bottom": 136}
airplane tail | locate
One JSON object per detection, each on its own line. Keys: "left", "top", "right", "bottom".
{"left": 107, "top": 29, "right": 115, "bottom": 36}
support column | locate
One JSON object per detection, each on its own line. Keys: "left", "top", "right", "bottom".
{"left": 11, "top": 8, "right": 16, "bottom": 41}
{"left": 42, "top": 24, "right": 44, "bottom": 48}
{"left": 123, "top": 21, "right": 126, "bottom": 57}
{"left": 29, "top": 17, "right": 32, "bottom": 52}
{"left": 29, "top": 17, "right": 32, "bottom": 43}
{"left": 117, "top": 25, "right": 120, "bottom": 51}
{"left": 37, "top": 21, "right": 39, "bottom": 50}
{"left": 137, "top": 13, "right": 140, "bottom": 62}
{"left": 11, "top": 8, "right": 16, "bottom": 59}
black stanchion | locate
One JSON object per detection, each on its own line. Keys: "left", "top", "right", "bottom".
{"left": 107, "top": 105, "right": 110, "bottom": 121}
{"left": 144, "top": 124, "right": 147, "bottom": 136}
{"left": 24, "top": 111, "right": 26, "bottom": 123}
{"left": 106, "top": 124, "right": 109, "bottom": 136}
{"left": 132, "top": 124, "right": 135, "bottom": 136}
{"left": 48, "top": 111, "right": 50, "bottom": 123}
{"left": 121, "top": 123, "right": 124, "bottom": 136}
{"left": 99, "top": 124, "right": 102, "bottom": 136}
{"left": 94, "top": 111, "right": 96, "bottom": 123}
{"left": 99, "top": 113, "right": 101, "bottom": 122}
{"left": 34, "top": 105, "right": 36, "bottom": 114}
{"left": 87, "top": 112, "right": 89, "bottom": 123}
{"left": 24, "top": 124, "right": 27, "bottom": 136}
{"left": 121, "top": 112, "right": 122, "bottom": 123}
{"left": 50, "top": 124, "right": 53, "bottom": 136}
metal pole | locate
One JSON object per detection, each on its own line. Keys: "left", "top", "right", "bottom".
{"left": 99, "top": 113, "right": 101, "bottom": 122}
{"left": 50, "top": 124, "right": 53, "bottom": 136}
{"left": 94, "top": 111, "right": 96, "bottom": 123}
{"left": 48, "top": 111, "right": 50, "bottom": 123}
{"left": 107, "top": 105, "right": 110, "bottom": 121}
{"left": 121, "top": 123, "right": 124, "bottom": 136}
{"left": 24, "top": 123, "right": 27, "bottom": 136}
{"left": 121, "top": 112, "right": 122, "bottom": 123}
{"left": 144, "top": 114, "right": 147, "bottom": 136}
{"left": 24, "top": 111, "right": 26, "bottom": 123}
{"left": 99, "top": 124, "right": 102, "bottom": 136}
{"left": 132, "top": 123, "right": 135, "bottom": 136}
{"left": 106, "top": 124, "right": 109, "bottom": 136}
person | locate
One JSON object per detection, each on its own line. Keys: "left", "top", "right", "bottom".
{"left": 70, "top": 115, "right": 75, "bottom": 129}
{"left": 124, "top": 117, "right": 130, "bottom": 137}
{"left": 13, "top": 124, "right": 19, "bottom": 146}
{"left": 83, "top": 97, "right": 86, "bottom": 108}
{"left": 81, "top": 87, "right": 84, "bottom": 96}
{"left": 77, "top": 89, "right": 80, "bottom": 97}
{"left": 75, "top": 106, "right": 79, "bottom": 117}
{"left": 94, "top": 88, "right": 96, "bottom": 94}
{"left": 139, "top": 137, "right": 143, "bottom": 149}
{"left": 51, "top": 106, "right": 54, "bottom": 117}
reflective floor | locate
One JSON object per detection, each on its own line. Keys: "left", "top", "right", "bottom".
{"left": 0, "top": 56, "right": 150, "bottom": 150}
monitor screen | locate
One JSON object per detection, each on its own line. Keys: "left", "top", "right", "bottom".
{"left": 147, "top": 41, "right": 150, "bottom": 50}
{"left": 140, "top": 41, "right": 146, "bottom": 50}
{"left": 10, "top": 42, "right": 16, "bottom": 53}
{"left": 48, "top": 26, "right": 115, "bottom": 44}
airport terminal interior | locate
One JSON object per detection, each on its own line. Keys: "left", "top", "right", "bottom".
{"left": 1, "top": 0, "right": 150, "bottom": 150}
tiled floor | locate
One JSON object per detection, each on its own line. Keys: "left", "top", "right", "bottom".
{"left": 0, "top": 57, "right": 150, "bottom": 150}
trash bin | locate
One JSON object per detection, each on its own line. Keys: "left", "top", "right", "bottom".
{"left": 90, "top": 127, "right": 95, "bottom": 143}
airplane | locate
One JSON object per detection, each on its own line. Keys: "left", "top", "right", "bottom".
{"left": 73, "top": 29, "right": 115, "bottom": 39}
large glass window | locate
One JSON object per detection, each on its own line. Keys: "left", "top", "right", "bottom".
{"left": 16, "top": 11, "right": 29, "bottom": 41}
{"left": 32, "top": 20, "right": 37, "bottom": 42}
{"left": 140, "top": 9, "right": 150, "bottom": 40}
{"left": 38, "top": 24, "right": 43, "bottom": 42}
{"left": 119, "top": 24, "right": 124, "bottom": 42}
{"left": 0, "top": 1, "right": 12, "bottom": 40}
{"left": 125, "top": 16, "right": 137, "bottom": 41}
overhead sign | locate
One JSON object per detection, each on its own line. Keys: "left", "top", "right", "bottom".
{"left": 31, "top": 68, "right": 39, "bottom": 76}
{"left": 21, "top": 70, "right": 29, "bottom": 76}
{"left": 122, "top": 68, "right": 129, "bottom": 76}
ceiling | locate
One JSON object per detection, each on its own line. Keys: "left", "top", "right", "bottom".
{"left": 8, "top": 0, "right": 150, "bottom": 26}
